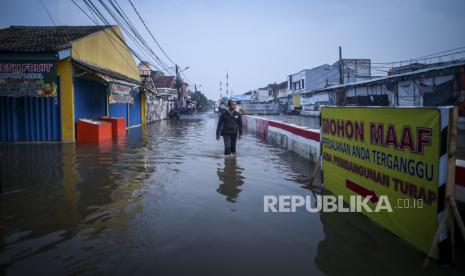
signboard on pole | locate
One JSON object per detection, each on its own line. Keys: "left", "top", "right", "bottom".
{"left": 321, "top": 106, "right": 450, "bottom": 259}
{"left": 0, "top": 62, "right": 58, "bottom": 97}
{"left": 109, "top": 82, "right": 134, "bottom": 104}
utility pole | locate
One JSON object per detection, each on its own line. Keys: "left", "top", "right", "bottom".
{"left": 339, "top": 46, "right": 343, "bottom": 85}
{"left": 226, "top": 71, "right": 229, "bottom": 98}
{"left": 193, "top": 84, "right": 197, "bottom": 110}
{"left": 0, "top": 153, "right": 2, "bottom": 194}
{"left": 274, "top": 81, "right": 277, "bottom": 103}
{"left": 175, "top": 64, "right": 181, "bottom": 107}
{"left": 220, "top": 81, "right": 222, "bottom": 102}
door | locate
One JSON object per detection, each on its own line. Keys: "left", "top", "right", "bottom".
{"left": 128, "top": 89, "right": 141, "bottom": 126}
{"left": 0, "top": 96, "right": 61, "bottom": 142}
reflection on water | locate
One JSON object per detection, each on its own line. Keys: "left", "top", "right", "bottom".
{"left": 217, "top": 157, "right": 245, "bottom": 203}
{"left": 0, "top": 113, "right": 463, "bottom": 275}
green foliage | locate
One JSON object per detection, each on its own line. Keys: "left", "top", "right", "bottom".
{"left": 191, "top": 91, "right": 209, "bottom": 111}
{"left": 207, "top": 99, "right": 216, "bottom": 110}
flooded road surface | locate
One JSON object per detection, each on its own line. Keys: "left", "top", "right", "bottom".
{"left": 0, "top": 113, "right": 463, "bottom": 275}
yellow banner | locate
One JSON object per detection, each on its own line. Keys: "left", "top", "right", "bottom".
{"left": 321, "top": 107, "right": 443, "bottom": 258}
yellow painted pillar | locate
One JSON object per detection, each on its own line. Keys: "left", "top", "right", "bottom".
{"left": 57, "top": 58, "right": 75, "bottom": 142}
{"left": 141, "top": 90, "right": 147, "bottom": 126}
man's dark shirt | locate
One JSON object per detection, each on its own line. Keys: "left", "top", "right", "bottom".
{"left": 216, "top": 110, "right": 242, "bottom": 137}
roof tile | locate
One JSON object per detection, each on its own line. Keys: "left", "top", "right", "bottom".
{"left": 0, "top": 25, "right": 110, "bottom": 52}
{"left": 153, "top": 75, "right": 176, "bottom": 89}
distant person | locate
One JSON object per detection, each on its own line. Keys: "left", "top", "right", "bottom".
{"left": 216, "top": 100, "right": 242, "bottom": 155}
{"left": 218, "top": 103, "right": 226, "bottom": 113}
{"left": 168, "top": 108, "right": 179, "bottom": 120}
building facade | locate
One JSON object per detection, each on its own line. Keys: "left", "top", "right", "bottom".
{"left": 313, "top": 62, "right": 465, "bottom": 116}
{"left": 0, "top": 25, "right": 144, "bottom": 142}
{"left": 138, "top": 61, "right": 171, "bottom": 122}
{"left": 287, "top": 59, "right": 372, "bottom": 95}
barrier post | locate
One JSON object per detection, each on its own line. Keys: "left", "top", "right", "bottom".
{"left": 446, "top": 107, "right": 457, "bottom": 262}
{"left": 424, "top": 107, "right": 462, "bottom": 266}
{"left": 0, "top": 152, "right": 2, "bottom": 194}
{"left": 0, "top": 153, "right": 2, "bottom": 194}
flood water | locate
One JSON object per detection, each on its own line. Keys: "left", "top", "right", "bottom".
{"left": 0, "top": 113, "right": 463, "bottom": 275}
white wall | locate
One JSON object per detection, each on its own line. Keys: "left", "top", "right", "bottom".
{"left": 278, "top": 88, "right": 288, "bottom": 98}
{"left": 146, "top": 94, "right": 169, "bottom": 122}
{"left": 256, "top": 89, "right": 270, "bottom": 102}
{"left": 288, "top": 70, "right": 307, "bottom": 94}
{"left": 288, "top": 59, "right": 372, "bottom": 95}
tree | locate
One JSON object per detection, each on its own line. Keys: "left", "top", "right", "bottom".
{"left": 192, "top": 90, "right": 209, "bottom": 112}
{"left": 207, "top": 99, "right": 216, "bottom": 111}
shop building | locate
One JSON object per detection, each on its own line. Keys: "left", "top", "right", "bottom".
{"left": 0, "top": 25, "right": 144, "bottom": 142}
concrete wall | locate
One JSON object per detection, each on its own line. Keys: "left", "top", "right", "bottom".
{"left": 256, "top": 89, "right": 271, "bottom": 102}
{"left": 243, "top": 115, "right": 320, "bottom": 161}
{"left": 241, "top": 102, "right": 279, "bottom": 115}
{"left": 146, "top": 94, "right": 169, "bottom": 122}
{"left": 300, "top": 110, "right": 320, "bottom": 117}
{"left": 288, "top": 70, "right": 307, "bottom": 94}
{"left": 305, "top": 64, "right": 334, "bottom": 91}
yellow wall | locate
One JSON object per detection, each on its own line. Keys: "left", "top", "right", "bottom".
{"left": 71, "top": 26, "right": 141, "bottom": 82}
{"left": 57, "top": 58, "right": 75, "bottom": 142}
{"left": 292, "top": 94, "right": 301, "bottom": 108}
{"left": 141, "top": 90, "right": 147, "bottom": 126}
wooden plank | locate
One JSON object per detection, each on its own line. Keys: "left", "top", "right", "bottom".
{"left": 446, "top": 107, "right": 457, "bottom": 198}
{"left": 446, "top": 107, "right": 458, "bottom": 263}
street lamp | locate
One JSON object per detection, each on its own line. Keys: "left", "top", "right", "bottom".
{"left": 192, "top": 84, "right": 202, "bottom": 112}
{"left": 194, "top": 84, "right": 202, "bottom": 93}
{"left": 194, "top": 84, "right": 202, "bottom": 103}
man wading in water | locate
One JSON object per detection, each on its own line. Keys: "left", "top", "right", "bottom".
{"left": 216, "top": 100, "right": 242, "bottom": 155}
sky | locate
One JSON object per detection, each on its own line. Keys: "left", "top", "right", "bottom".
{"left": 1, "top": 0, "right": 465, "bottom": 100}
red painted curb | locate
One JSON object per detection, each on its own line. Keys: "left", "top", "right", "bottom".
{"left": 268, "top": 120, "right": 320, "bottom": 142}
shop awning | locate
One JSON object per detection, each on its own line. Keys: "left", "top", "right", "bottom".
{"left": 72, "top": 58, "right": 142, "bottom": 86}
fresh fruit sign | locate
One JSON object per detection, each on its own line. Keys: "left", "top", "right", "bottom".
{"left": 0, "top": 62, "right": 58, "bottom": 97}
{"left": 321, "top": 106, "right": 448, "bottom": 259}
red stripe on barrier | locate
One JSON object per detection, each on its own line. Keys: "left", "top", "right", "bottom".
{"left": 245, "top": 116, "right": 464, "bottom": 189}
{"left": 456, "top": 163, "right": 465, "bottom": 187}
{"left": 268, "top": 120, "right": 320, "bottom": 142}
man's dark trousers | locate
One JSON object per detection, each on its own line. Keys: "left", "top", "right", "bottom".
{"left": 223, "top": 133, "right": 237, "bottom": 155}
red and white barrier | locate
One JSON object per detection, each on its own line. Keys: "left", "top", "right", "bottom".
{"left": 243, "top": 115, "right": 465, "bottom": 203}
{"left": 243, "top": 115, "right": 320, "bottom": 161}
